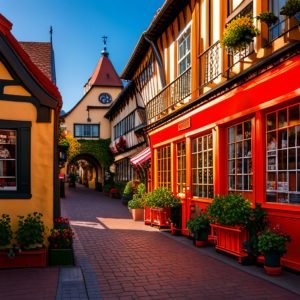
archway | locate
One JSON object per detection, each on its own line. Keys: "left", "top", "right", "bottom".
{"left": 67, "top": 153, "right": 103, "bottom": 191}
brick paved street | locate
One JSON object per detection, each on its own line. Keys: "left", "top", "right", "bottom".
{"left": 62, "top": 185, "right": 300, "bottom": 300}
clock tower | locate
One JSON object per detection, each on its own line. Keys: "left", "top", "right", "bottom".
{"left": 61, "top": 37, "right": 123, "bottom": 140}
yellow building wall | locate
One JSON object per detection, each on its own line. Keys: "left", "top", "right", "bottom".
{"left": 63, "top": 86, "right": 122, "bottom": 139}
{"left": 0, "top": 63, "right": 55, "bottom": 234}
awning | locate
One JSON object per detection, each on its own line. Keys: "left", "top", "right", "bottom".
{"left": 130, "top": 147, "right": 151, "bottom": 166}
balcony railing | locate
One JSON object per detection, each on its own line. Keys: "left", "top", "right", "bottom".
{"left": 146, "top": 67, "right": 191, "bottom": 121}
{"left": 199, "top": 41, "right": 222, "bottom": 88}
{"left": 225, "top": 41, "right": 255, "bottom": 79}
{"left": 268, "top": 16, "right": 300, "bottom": 43}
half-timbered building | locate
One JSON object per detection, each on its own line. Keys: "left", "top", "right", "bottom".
{"left": 120, "top": 0, "right": 300, "bottom": 271}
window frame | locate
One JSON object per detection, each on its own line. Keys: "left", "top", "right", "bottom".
{"left": 177, "top": 23, "right": 191, "bottom": 76}
{"left": 191, "top": 132, "right": 214, "bottom": 199}
{"left": 265, "top": 103, "right": 300, "bottom": 205}
{"left": 0, "top": 120, "right": 31, "bottom": 199}
{"left": 157, "top": 144, "right": 171, "bottom": 189}
{"left": 74, "top": 123, "right": 100, "bottom": 139}
{"left": 227, "top": 119, "right": 253, "bottom": 194}
{"left": 176, "top": 141, "right": 186, "bottom": 195}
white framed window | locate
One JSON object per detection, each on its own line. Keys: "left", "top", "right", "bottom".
{"left": 177, "top": 25, "right": 191, "bottom": 76}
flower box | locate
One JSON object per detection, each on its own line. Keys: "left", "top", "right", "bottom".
{"left": 150, "top": 207, "right": 171, "bottom": 228}
{"left": 48, "top": 248, "right": 74, "bottom": 266}
{"left": 144, "top": 206, "right": 151, "bottom": 225}
{"left": 210, "top": 223, "right": 248, "bottom": 263}
{"left": 0, "top": 248, "right": 47, "bottom": 268}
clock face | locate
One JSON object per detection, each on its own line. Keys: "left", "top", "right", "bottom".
{"left": 99, "top": 93, "right": 112, "bottom": 104}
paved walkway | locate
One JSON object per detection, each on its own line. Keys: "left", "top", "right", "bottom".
{"left": 62, "top": 185, "right": 300, "bottom": 300}
{"left": 0, "top": 184, "right": 299, "bottom": 299}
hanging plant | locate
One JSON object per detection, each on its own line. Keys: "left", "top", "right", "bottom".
{"left": 280, "top": 0, "right": 300, "bottom": 17}
{"left": 257, "top": 12, "right": 278, "bottom": 26}
{"left": 221, "top": 15, "right": 260, "bottom": 50}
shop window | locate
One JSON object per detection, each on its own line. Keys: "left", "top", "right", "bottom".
{"left": 266, "top": 104, "right": 300, "bottom": 204}
{"left": 228, "top": 120, "right": 252, "bottom": 192}
{"left": 74, "top": 124, "right": 99, "bottom": 138}
{"left": 157, "top": 145, "right": 171, "bottom": 189}
{"left": 0, "top": 120, "right": 31, "bottom": 199}
{"left": 192, "top": 133, "right": 214, "bottom": 198}
{"left": 176, "top": 142, "right": 186, "bottom": 194}
{"left": 115, "top": 158, "right": 135, "bottom": 182}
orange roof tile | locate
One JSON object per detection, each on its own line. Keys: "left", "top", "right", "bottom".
{"left": 88, "top": 54, "right": 122, "bottom": 87}
{"left": 19, "top": 42, "right": 53, "bottom": 82}
{"left": 0, "top": 14, "right": 61, "bottom": 107}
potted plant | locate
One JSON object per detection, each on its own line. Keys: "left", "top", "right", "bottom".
{"left": 0, "top": 212, "right": 47, "bottom": 268}
{"left": 128, "top": 183, "right": 146, "bottom": 221}
{"left": 258, "top": 225, "right": 291, "bottom": 275}
{"left": 144, "top": 187, "right": 181, "bottom": 228}
{"left": 221, "top": 15, "right": 260, "bottom": 51}
{"left": 187, "top": 209, "right": 210, "bottom": 247}
{"left": 257, "top": 12, "right": 278, "bottom": 26}
{"left": 0, "top": 214, "right": 13, "bottom": 250}
{"left": 280, "top": 0, "right": 300, "bottom": 22}
{"left": 206, "top": 194, "right": 251, "bottom": 262}
{"left": 15, "top": 212, "right": 45, "bottom": 250}
{"left": 48, "top": 217, "right": 74, "bottom": 265}
{"left": 243, "top": 203, "right": 268, "bottom": 264}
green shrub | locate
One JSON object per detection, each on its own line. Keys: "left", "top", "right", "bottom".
{"left": 145, "top": 187, "right": 181, "bottom": 208}
{"left": 206, "top": 194, "right": 251, "bottom": 226}
{"left": 258, "top": 226, "right": 291, "bottom": 255}
{"left": 187, "top": 210, "right": 209, "bottom": 233}
{"left": 15, "top": 212, "right": 45, "bottom": 249}
{"left": 0, "top": 214, "right": 13, "bottom": 248}
{"left": 127, "top": 183, "right": 147, "bottom": 209}
{"left": 280, "top": 0, "right": 300, "bottom": 17}
{"left": 257, "top": 12, "right": 278, "bottom": 26}
{"left": 221, "top": 15, "right": 259, "bottom": 49}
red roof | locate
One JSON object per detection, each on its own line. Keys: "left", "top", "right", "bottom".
{"left": 19, "top": 42, "right": 53, "bottom": 82}
{"left": 88, "top": 54, "right": 122, "bottom": 88}
{"left": 0, "top": 14, "right": 62, "bottom": 107}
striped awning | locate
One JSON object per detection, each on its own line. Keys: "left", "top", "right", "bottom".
{"left": 130, "top": 147, "right": 151, "bottom": 166}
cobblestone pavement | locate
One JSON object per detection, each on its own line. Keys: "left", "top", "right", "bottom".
{"left": 0, "top": 267, "right": 58, "bottom": 300}
{"left": 61, "top": 185, "right": 300, "bottom": 300}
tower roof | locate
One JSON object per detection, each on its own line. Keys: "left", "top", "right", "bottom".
{"left": 86, "top": 45, "right": 123, "bottom": 88}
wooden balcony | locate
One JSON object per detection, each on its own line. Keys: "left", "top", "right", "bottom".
{"left": 146, "top": 67, "right": 191, "bottom": 121}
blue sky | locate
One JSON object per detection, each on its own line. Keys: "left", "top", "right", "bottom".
{"left": 0, "top": 0, "right": 164, "bottom": 111}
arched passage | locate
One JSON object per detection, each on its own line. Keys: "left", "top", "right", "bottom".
{"left": 67, "top": 153, "right": 103, "bottom": 190}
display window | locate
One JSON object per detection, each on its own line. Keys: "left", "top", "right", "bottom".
{"left": 157, "top": 145, "right": 171, "bottom": 189}
{"left": 266, "top": 104, "right": 300, "bottom": 204}
{"left": 192, "top": 133, "right": 214, "bottom": 198}
{"left": 228, "top": 120, "right": 253, "bottom": 192}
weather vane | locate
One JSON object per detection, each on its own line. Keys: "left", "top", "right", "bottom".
{"left": 102, "top": 35, "right": 108, "bottom": 46}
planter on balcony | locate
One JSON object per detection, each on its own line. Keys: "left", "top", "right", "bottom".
{"left": 210, "top": 223, "right": 248, "bottom": 263}
{"left": 0, "top": 248, "right": 47, "bottom": 269}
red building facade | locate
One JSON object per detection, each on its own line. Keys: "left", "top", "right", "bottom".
{"left": 121, "top": 0, "right": 300, "bottom": 271}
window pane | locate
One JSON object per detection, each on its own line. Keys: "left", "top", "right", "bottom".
{"left": 227, "top": 120, "right": 252, "bottom": 192}
{"left": 192, "top": 133, "right": 214, "bottom": 198}
{"left": 266, "top": 104, "right": 300, "bottom": 204}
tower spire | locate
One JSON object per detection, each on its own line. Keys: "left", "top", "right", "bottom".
{"left": 101, "top": 35, "right": 109, "bottom": 57}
